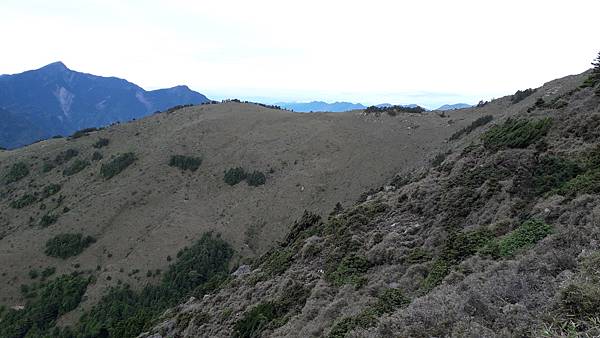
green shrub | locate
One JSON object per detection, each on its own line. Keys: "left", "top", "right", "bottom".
{"left": 246, "top": 170, "right": 266, "bottom": 186}
{"left": 532, "top": 156, "right": 583, "bottom": 196}
{"left": 93, "top": 138, "right": 109, "bottom": 148}
{"left": 42, "top": 162, "right": 56, "bottom": 173}
{"left": 91, "top": 151, "right": 103, "bottom": 161}
{"left": 560, "top": 283, "right": 600, "bottom": 317}
{"left": 10, "top": 194, "right": 37, "bottom": 209}
{"left": 45, "top": 233, "right": 96, "bottom": 259}
{"left": 431, "top": 153, "right": 446, "bottom": 167}
{"left": 0, "top": 273, "right": 90, "bottom": 337}
{"left": 63, "top": 159, "right": 90, "bottom": 176}
{"left": 29, "top": 269, "right": 39, "bottom": 279}
{"left": 39, "top": 213, "right": 58, "bottom": 227}
{"left": 70, "top": 127, "right": 99, "bottom": 139}
{"left": 449, "top": 115, "right": 493, "bottom": 141}
{"left": 555, "top": 168, "right": 600, "bottom": 198}
{"left": 76, "top": 232, "right": 233, "bottom": 338}
{"left": 4, "top": 162, "right": 29, "bottom": 184}
{"left": 326, "top": 254, "right": 371, "bottom": 287}
{"left": 169, "top": 155, "right": 202, "bottom": 172}
{"left": 41, "top": 267, "right": 56, "bottom": 280}
{"left": 482, "top": 118, "right": 552, "bottom": 150}
{"left": 233, "top": 284, "right": 309, "bottom": 338}
{"left": 483, "top": 219, "right": 552, "bottom": 258}
{"left": 54, "top": 148, "right": 79, "bottom": 165}
{"left": 511, "top": 88, "right": 536, "bottom": 104}
{"left": 41, "top": 183, "right": 61, "bottom": 198}
{"left": 100, "top": 152, "right": 135, "bottom": 179}
{"left": 224, "top": 167, "right": 247, "bottom": 185}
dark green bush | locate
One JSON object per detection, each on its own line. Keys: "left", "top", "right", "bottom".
{"left": 0, "top": 273, "right": 90, "bottom": 337}
{"left": 482, "top": 219, "right": 552, "bottom": 258}
{"left": 482, "top": 118, "right": 552, "bottom": 150}
{"left": 4, "top": 162, "right": 29, "bottom": 184}
{"left": 531, "top": 156, "right": 583, "bottom": 196}
{"left": 70, "top": 127, "right": 99, "bottom": 139}
{"left": 39, "top": 213, "right": 58, "bottom": 227}
{"left": 10, "top": 194, "right": 37, "bottom": 209}
{"left": 233, "top": 284, "right": 309, "bottom": 338}
{"left": 93, "top": 138, "right": 110, "bottom": 148}
{"left": 555, "top": 168, "right": 600, "bottom": 198}
{"left": 246, "top": 170, "right": 266, "bottom": 186}
{"left": 581, "top": 52, "right": 600, "bottom": 89}
{"left": 100, "top": 152, "right": 135, "bottom": 179}
{"left": 41, "top": 267, "right": 56, "bottom": 280}
{"left": 449, "top": 115, "right": 493, "bottom": 141}
{"left": 326, "top": 254, "right": 371, "bottom": 287}
{"left": 41, "top": 184, "right": 62, "bottom": 198}
{"left": 169, "top": 155, "right": 202, "bottom": 172}
{"left": 76, "top": 232, "right": 233, "bottom": 338}
{"left": 224, "top": 167, "right": 247, "bottom": 185}
{"left": 63, "top": 159, "right": 90, "bottom": 176}
{"left": 42, "top": 162, "right": 56, "bottom": 173}
{"left": 91, "top": 151, "right": 103, "bottom": 161}
{"left": 54, "top": 148, "right": 79, "bottom": 165}
{"left": 511, "top": 88, "right": 536, "bottom": 104}
{"left": 560, "top": 283, "right": 600, "bottom": 318}
{"left": 44, "top": 233, "right": 96, "bottom": 259}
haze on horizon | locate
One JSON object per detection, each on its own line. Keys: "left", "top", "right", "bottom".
{"left": 1, "top": 0, "right": 598, "bottom": 108}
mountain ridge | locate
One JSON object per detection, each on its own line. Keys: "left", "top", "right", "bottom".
{"left": 0, "top": 62, "right": 209, "bottom": 149}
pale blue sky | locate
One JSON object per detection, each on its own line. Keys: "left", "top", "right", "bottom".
{"left": 1, "top": 0, "right": 598, "bottom": 108}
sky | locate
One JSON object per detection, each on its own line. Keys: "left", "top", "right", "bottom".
{"left": 1, "top": 0, "right": 598, "bottom": 108}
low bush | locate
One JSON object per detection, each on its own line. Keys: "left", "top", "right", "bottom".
{"left": 169, "top": 155, "right": 202, "bottom": 172}
{"left": 10, "top": 194, "right": 37, "bottom": 209}
{"left": 532, "top": 156, "right": 583, "bottom": 196}
{"left": 482, "top": 118, "right": 552, "bottom": 150}
{"left": 91, "top": 151, "right": 103, "bottom": 161}
{"left": 555, "top": 168, "right": 600, "bottom": 198}
{"left": 54, "top": 148, "right": 79, "bottom": 165}
{"left": 560, "top": 283, "right": 600, "bottom": 318}
{"left": 41, "top": 183, "right": 62, "bottom": 198}
{"left": 92, "top": 138, "right": 109, "bottom": 148}
{"left": 224, "top": 167, "right": 247, "bottom": 185}
{"left": 246, "top": 170, "right": 266, "bottom": 186}
{"left": 75, "top": 232, "right": 233, "bottom": 338}
{"left": 364, "top": 105, "right": 426, "bottom": 115}
{"left": 100, "top": 152, "right": 135, "bottom": 179}
{"left": 449, "top": 115, "right": 493, "bottom": 141}
{"left": 39, "top": 213, "right": 58, "bottom": 227}
{"left": 44, "top": 233, "right": 96, "bottom": 259}
{"left": 233, "top": 284, "right": 309, "bottom": 338}
{"left": 4, "top": 162, "right": 29, "bottom": 184}
{"left": 482, "top": 219, "right": 552, "bottom": 258}
{"left": 0, "top": 273, "right": 90, "bottom": 337}
{"left": 326, "top": 254, "right": 371, "bottom": 287}
{"left": 70, "top": 127, "right": 99, "bottom": 139}
{"left": 511, "top": 88, "right": 536, "bottom": 104}
{"left": 63, "top": 159, "right": 90, "bottom": 176}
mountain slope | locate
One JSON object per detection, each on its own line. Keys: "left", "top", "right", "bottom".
{"left": 0, "top": 62, "right": 209, "bottom": 149}
{"left": 0, "top": 100, "right": 476, "bottom": 336}
{"left": 138, "top": 71, "right": 600, "bottom": 337}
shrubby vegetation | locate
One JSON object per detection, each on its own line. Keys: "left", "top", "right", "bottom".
{"left": 224, "top": 167, "right": 267, "bottom": 186}
{"left": 482, "top": 118, "right": 552, "bottom": 150}
{"left": 54, "top": 148, "right": 79, "bottom": 165}
{"left": 482, "top": 219, "right": 552, "bottom": 258}
{"left": 100, "top": 152, "right": 135, "bottom": 179}
{"left": 73, "top": 232, "right": 233, "bottom": 338}
{"left": 3, "top": 162, "right": 29, "bottom": 184}
{"left": 0, "top": 273, "right": 91, "bottom": 337}
{"left": 364, "top": 105, "right": 426, "bottom": 116}
{"left": 581, "top": 51, "right": 600, "bottom": 90}
{"left": 511, "top": 88, "right": 536, "bottom": 104}
{"left": 233, "top": 283, "right": 309, "bottom": 338}
{"left": 70, "top": 127, "right": 100, "bottom": 139}
{"left": 328, "top": 288, "right": 410, "bottom": 338}
{"left": 449, "top": 115, "right": 493, "bottom": 141}
{"left": 169, "top": 155, "right": 202, "bottom": 172}
{"left": 10, "top": 193, "right": 37, "bottom": 209}
{"left": 91, "top": 151, "right": 103, "bottom": 161}
{"left": 92, "top": 138, "right": 109, "bottom": 148}
{"left": 44, "top": 233, "right": 97, "bottom": 259}
{"left": 39, "top": 213, "right": 58, "bottom": 227}
{"left": 42, "top": 183, "right": 62, "bottom": 198}
{"left": 63, "top": 159, "right": 90, "bottom": 176}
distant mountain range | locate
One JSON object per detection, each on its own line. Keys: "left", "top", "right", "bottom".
{"left": 435, "top": 103, "right": 472, "bottom": 111}
{"left": 275, "top": 101, "right": 422, "bottom": 113}
{"left": 0, "top": 62, "right": 209, "bottom": 149}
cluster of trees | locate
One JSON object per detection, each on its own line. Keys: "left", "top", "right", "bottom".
{"left": 224, "top": 167, "right": 267, "bottom": 186}
{"left": 364, "top": 105, "right": 426, "bottom": 116}
{"left": 44, "top": 233, "right": 96, "bottom": 259}
{"left": 100, "top": 152, "right": 135, "bottom": 179}
{"left": 169, "top": 155, "right": 202, "bottom": 172}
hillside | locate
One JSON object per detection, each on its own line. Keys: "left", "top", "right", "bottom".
{"left": 0, "top": 62, "right": 209, "bottom": 149}
{"left": 132, "top": 69, "right": 600, "bottom": 338}
{"left": 0, "top": 99, "right": 479, "bottom": 336}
